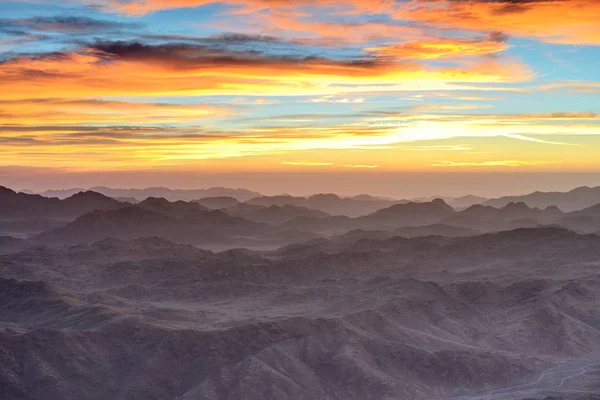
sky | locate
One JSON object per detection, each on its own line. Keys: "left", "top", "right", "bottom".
{"left": 1, "top": 0, "right": 599, "bottom": 197}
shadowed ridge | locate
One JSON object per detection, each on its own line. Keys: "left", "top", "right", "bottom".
{"left": 307, "top": 193, "right": 341, "bottom": 201}
{"left": 502, "top": 201, "right": 532, "bottom": 211}
{"left": 484, "top": 186, "right": 600, "bottom": 212}
{"left": 194, "top": 196, "right": 240, "bottom": 209}
{"left": 357, "top": 198, "right": 455, "bottom": 229}
{"left": 369, "top": 198, "right": 453, "bottom": 215}
{"left": 0, "top": 185, "right": 17, "bottom": 195}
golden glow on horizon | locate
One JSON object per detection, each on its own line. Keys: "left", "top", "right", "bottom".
{"left": 1, "top": 0, "right": 600, "bottom": 176}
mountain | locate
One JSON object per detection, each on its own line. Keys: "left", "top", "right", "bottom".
{"left": 280, "top": 199, "right": 458, "bottom": 235}
{"left": 559, "top": 202, "right": 600, "bottom": 233}
{"left": 394, "top": 223, "right": 480, "bottom": 238}
{"left": 32, "top": 205, "right": 273, "bottom": 247}
{"left": 136, "top": 197, "right": 209, "bottom": 218}
{"left": 38, "top": 186, "right": 262, "bottom": 202}
{"left": 113, "top": 196, "right": 139, "bottom": 204}
{"left": 225, "top": 203, "right": 330, "bottom": 225}
{"left": 0, "top": 187, "right": 124, "bottom": 219}
{"left": 442, "top": 202, "right": 564, "bottom": 232}
{"left": 194, "top": 196, "right": 241, "bottom": 209}
{"left": 280, "top": 214, "right": 356, "bottom": 235}
{"left": 280, "top": 199, "right": 594, "bottom": 238}
{"left": 91, "top": 186, "right": 261, "bottom": 202}
{"left": 36, "top": 187, "right": 86, "bottom": 198}
{"left": 350, "top": 194, "right": 399, "bottom": 201}
{"left": 484, "top": 186, "right": 600, "bottom": 212}
{"left": 446, "top": 194, "right": 489, "bottom": 210}
{"left": 3, "top": 229, "right": 600, "bottom": 399}
{"left": 356, "top": 198, "right": 456, "bottom": 229}
{"left": 246, "top": 193, "right": 402, "bottom": 217}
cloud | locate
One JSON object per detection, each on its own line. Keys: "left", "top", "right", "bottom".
{"left": 399, "top": 0, "right": 600, "bottom": 45}
{"left": 538, "top": 81, "right": 600, "bottom": 93}
{"left": 0, "top": 41, "right": 533, "bottom": 101}
{"left": 280, "top": 161, "right": 335, "bottom": 166}
{"left": 307, "top": 96, "right": 366, "bottom": 104}
{"left": 342, "top": 164, "right": 379, "bottom": 168}
{"left": 502, "top": 133, "right": 582, "bottom": 146}
{"left": 3, "top": 107, "right": 597, "bottom": 171}
{"left": 366, "top": 38, "right": 509, "bottom": 60}
{"left": 99, "top": 0, "right": 600, "bottom": 45}
{"left": 0, "top": 16, "right": 140, "bottom": 34}
{"left": 105, "top": 0, "right": 396, "bottom": 15}
{"left": 0, "top": 98, "right": 224, "bottom": 126}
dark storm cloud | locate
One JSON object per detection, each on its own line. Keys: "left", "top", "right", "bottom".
{"left": 89, "top": 41, "right": 383, "bottom": 69}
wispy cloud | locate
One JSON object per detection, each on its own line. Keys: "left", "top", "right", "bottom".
{"left": 280, "top": 161, "right": 335, "bottom": 166}
{"left": 342, "top": 164, "right": 379, "bottom": 169}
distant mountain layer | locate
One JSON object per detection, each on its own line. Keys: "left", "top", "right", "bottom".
{"left": 245, "top": 193, "right": 407, "bottom": 217}
{"left": 484, "top": 186, "right": 600, "bottom": 212}
{"left": 23, "top": 185, "right": 600, "bottom": 215}
{"left": 37, "top": 186, "right": 263, "bottom": 202}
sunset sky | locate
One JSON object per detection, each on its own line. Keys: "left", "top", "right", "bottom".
{"left": 1, "top": 0, "right": 599, "bottom": 196}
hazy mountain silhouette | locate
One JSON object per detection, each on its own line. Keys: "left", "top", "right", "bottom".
{"left": 136, "top": 197, "right": 210, "bottom": 217}
{"left": 225, "top": 203, "right": 331, "bottom": 225}
{"left": 38, "top": 186, "right": 262, "bottom": 202}
{"left": 446, "top": 194, "right": 490, "bottom": 210}
{"left": 246, "top": 193, "right": 404, "bottom": 217}
{"left": 442, "top": 202, "right": 565, "bottom": 232}
{"left": 484, "top": 186, "right": 600, "bottom": 212}
{"left": 194, "top": 196, "right": 241, "bottom": 209}
{"left": 558, "top": 202, "right": 600, "bottom": 233}
{"left": 356, "top": 198, "right": 455, "bottom": 229}
{"left": 32, "top": 205, "right": 273, "bottom": 246}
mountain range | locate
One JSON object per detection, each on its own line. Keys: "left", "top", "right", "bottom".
{"left": 34, "top": 186, "right": 262, "bottom": 202}
{"left": 2, "top": 228, "right": 600, "bottom": 399}
{"left": 483, "top": 186, "right": 600, "bottom": 212}
{"left": 5, "top": 185, "right": 600, "bottom": 250}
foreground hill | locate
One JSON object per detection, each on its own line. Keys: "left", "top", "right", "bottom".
{"left": 2, "top": 229, "right": 600, "bottom": 399}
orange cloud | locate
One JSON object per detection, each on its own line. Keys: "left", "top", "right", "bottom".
{"left": 0, "top": 42, "right": 532, "bottom": 102}
{"left": 400, "top": 0, "right": 600, "bottom": 45}
{"left": 106, "top": 0, "right": 600, "bottom": 45}
{"left": 0, "top": 99, "right": 223, "bottom": 126}
{"left": 366, "top": 38, "right": 508, "bottom": 60}
{"left": 107, "top": 0, "right": 396, "bottom": 15}
{"left": 256, "top": 11, "right": 425, "bottom": 43}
